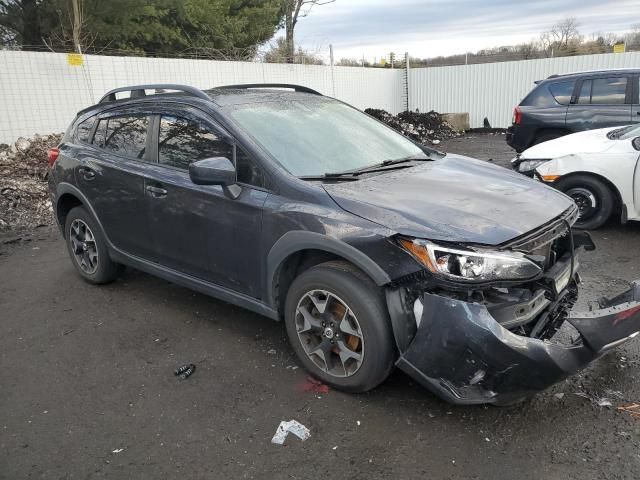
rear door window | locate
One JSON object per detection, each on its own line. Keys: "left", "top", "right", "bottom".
{"left": 158, "top": 115, "right": 233, "bottom": 170}
{"left": 578, "top": 77, "right": 627, "bottom": 105}
{"left": 94, "top": 116, "right": 149, "bottom": 159}
{"left": 577, "top": 80, "right": 592, "bottom": 104}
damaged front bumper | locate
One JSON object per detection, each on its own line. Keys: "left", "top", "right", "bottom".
{"left": 390, "top": 280, "right": 640, "bottom": 406}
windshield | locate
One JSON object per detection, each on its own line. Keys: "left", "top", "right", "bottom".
{"left": 228, "top": 99, "right": 426, "bottom": 176}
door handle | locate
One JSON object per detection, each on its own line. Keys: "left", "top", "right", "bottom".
{"left": 78, "top": 167, "right": 95, "bottom": 180}
{"left": 146, "top": 185, "right": 168, "bottom": 197}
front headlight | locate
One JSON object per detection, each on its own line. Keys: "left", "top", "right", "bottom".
{"left": 517, "top": 159, "right": 550, "bottom": 173}
{"left": 399, "top": 238, "right": 541, "bottom": 283}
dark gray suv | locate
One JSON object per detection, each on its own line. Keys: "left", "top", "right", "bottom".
{"left": 48, "top": 83, "right": 640, "bottom": 405}
{"left": 507, "top": 69, "right": 640, "bottom": 152}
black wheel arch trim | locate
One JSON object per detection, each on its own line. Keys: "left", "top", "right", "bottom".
{"left": 266, "top": 231, "right": 392, "bottom": 309}
{"left": 55, "top": 183, "right": 111, "bottom": 241}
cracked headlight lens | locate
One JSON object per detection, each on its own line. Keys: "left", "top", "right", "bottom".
{"left": 517, "top": 159, "right": 550, "bottom": 173}
{"left": 399, "top": 238, "right": 541, "bottom": 283}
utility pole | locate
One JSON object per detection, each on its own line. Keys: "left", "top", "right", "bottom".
{"left": 404, "top": 52, "right": 410, "bottom": 112}
{"left": 329, "top": 44, "right": 336, "bottom": 97}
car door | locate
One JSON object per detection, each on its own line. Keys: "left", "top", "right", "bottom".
{"left": 566, "top": 74, "right": 632, "bottom": 132}
{"left": 144, "top": 107, "right": 269, "bottom": 297}
{"left": 75, "top": 110, "right": 155, "bottom": 260}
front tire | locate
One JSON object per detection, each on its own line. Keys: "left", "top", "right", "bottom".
{"left": 554, "top": 175, "right": 614, "bottom": 230}
{"left": 284, "top": 261, "right": 395, "bottom": 393}
{"left": 64, "top": 206, "right": 121, "bottom": 284}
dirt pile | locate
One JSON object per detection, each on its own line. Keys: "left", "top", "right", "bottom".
{"left": 0, "top": 134, "right": 62, "bottom": 232}
{"left": 364, "top": 109, "right": 461, "bottom": 145}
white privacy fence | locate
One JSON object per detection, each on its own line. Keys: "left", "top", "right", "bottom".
{"left": 1, "top": 50, "right": 640, "bottom": 143}
{"left": 0, "top": 50, "right": 404, "bottom": 143}
{"left": 409, "top": 52, "right": 640, "bottom": 129}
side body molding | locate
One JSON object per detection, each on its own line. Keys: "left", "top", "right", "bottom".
{"left": 266, "top": 230, "right": 392, "bottom": 308}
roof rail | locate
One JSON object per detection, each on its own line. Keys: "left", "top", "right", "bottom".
{"left": 216, "top": 83, "right": 322, "bottom": 95}
{"left": 98, "top": 84, "right": 211, "bottom": 104}
{"left": 546, "top": 67, "right": 638, "bottom": 80}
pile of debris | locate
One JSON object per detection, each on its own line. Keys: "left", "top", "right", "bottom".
{"left": 0, "top": 134, "right": 62, "bottom": 232}
{"left": 364, "top": 109, "right": 461, "bottom": 145}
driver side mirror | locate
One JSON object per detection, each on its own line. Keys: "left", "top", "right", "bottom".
{"left": 633, "top": 137, "right": 640, "bottom": 152}
{"left": 189, "top": 157, "right": 241, "bottom": 199}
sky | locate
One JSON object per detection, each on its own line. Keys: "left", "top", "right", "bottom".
{"left": 291, "top": 0, "right": 640, "bottom": 62}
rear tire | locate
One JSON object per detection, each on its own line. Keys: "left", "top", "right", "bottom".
{"left": 284, "top": 261, "right": 395, "bottom": 393}
{"left": 554, "top": 175, "right": 614, "bottom": 230}
{"left": 64, "top": 206, "right": 121, "bottom": 284}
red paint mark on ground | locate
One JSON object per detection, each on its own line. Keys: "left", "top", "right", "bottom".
{"left": 298, "top": 376, "right": 329, "bottom": 394}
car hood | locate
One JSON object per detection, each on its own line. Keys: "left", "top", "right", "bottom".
{"left": 323, "top": 154, "right": 574, "bottom": 245}
{"left": 520, "top": 126, "right": 620, "bottom": 159}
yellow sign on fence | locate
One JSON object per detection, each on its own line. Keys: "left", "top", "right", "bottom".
{"left": 66, "top": 53, "right": 84, "bottom": 66}
{"left": 613, "top": 43, "right": 625, "bottom": 54}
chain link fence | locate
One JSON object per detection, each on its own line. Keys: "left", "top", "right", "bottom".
{"left": 0, "top": 47, "right": 404, "bottom": 144}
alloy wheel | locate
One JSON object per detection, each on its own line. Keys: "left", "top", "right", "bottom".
{"left": 295, "top": 289, "right": 364, "bottom": 378}
{"left": 566, "top": 187, "right": 597, "bottom": 220}
{"left": 69, "top": 219, "right": 99, "bottom": 274}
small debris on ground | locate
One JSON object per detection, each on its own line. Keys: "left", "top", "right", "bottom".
{"left": 617, "top": 403, "right": 640, "bottom": 419}
{"left": 574, "top": 390, "right": 615, "bottom": 408}
{"left": 112, "top": 448, "right": 124, "bottom": 454}
{"left": 267, "top": 349, "right": 277, "bottom": 355}
{"left": 364, "top": 109, "right": 461, "bottom": 145}
{"left": 554, "top": 393, "right": 565, "bottom": 400}
{"left": 174, "top": 363, "right": 196, "bottom": 379}
{"left": 271, "top": 420, "right": 310, "bottom": 445}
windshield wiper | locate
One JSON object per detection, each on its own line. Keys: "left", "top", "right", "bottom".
{"left": 321, "top": 154, "right": 432, "bottom": 178}
{"left": 298, "top": 174, "right": 360, "bottom": 181}
{"left": 607, "top": 126, "right": 630, "bottom": 140}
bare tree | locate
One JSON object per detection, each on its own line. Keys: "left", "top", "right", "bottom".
{"left": 70, "top": 0, "right": 83, "bottom": 53}
{"left": 282, "top": 0, "right": 334, "bottom": 63}
{"left": 515, "top": 41, "right": 539, "bottom": 60}
{"left": 550, "top": 17, "right": 581, "bottom": 49}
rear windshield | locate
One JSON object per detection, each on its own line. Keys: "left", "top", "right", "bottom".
{"left": 227, "top": 99, "right": 425, "bottom": 177}
{"left": 521, "top": 80, "right": 575, "bottom": 107}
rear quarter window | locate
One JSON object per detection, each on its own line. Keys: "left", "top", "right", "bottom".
{"left": 75, "top": 116, "right": 96, "bottom": 143}
{"left": 548, "top": 81, "right": 575, "bottom": 105}
{"left": 521, "top": 81, "right": 574, "bottom": 107}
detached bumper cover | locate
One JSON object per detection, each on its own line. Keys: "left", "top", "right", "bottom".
{"left": 396, "top": 281, "right": 640, "bottom": 405}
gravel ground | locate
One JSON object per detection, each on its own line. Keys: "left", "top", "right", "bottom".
{"left": 2, "top": 134, "right": 640, "bottom": 479}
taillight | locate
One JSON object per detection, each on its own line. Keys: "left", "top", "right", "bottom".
{"left": 47, "top": 147, "right": 60, "bottom": 167}
{"left": 512, "top": 106, "right": 522, "bottom": 125}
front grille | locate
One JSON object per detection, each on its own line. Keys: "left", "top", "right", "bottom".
{"left": 501, "top": 205, "right": 578, "bottom": 253}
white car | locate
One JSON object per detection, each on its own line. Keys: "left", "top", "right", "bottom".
{"left": 512, "top": 124, "right": 640, "bottom": 229}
